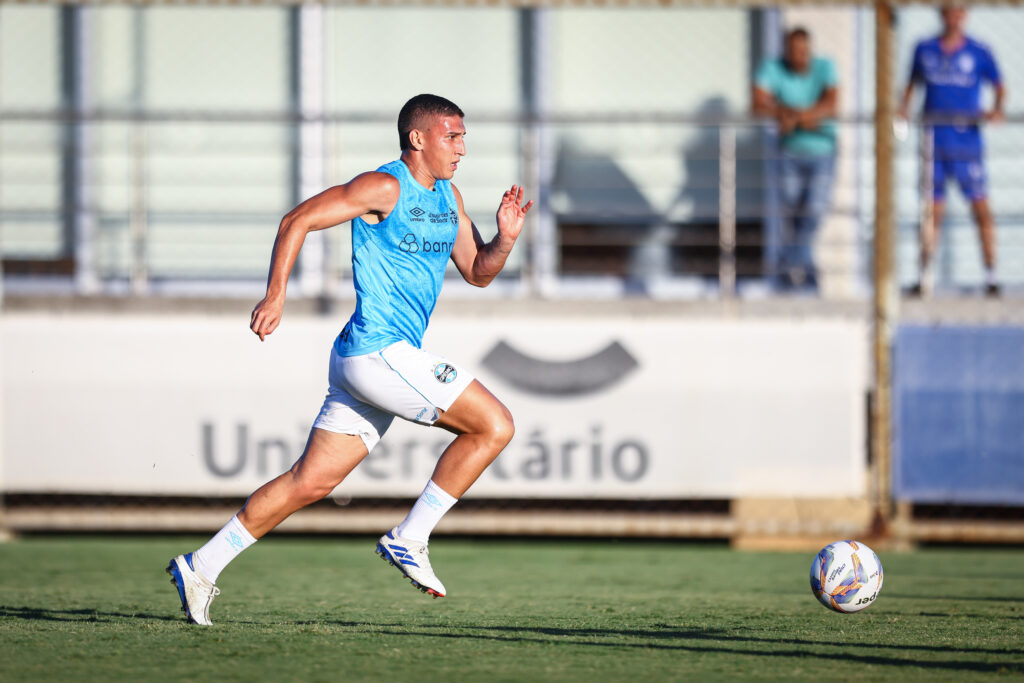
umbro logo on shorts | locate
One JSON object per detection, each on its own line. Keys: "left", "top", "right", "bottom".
{"left": 433, "top": 362, "right": 457, "bottom": 384}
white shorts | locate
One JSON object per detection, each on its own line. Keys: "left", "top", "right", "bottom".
{"left": 312, "top": 340, "right": 474, "bottom": 451}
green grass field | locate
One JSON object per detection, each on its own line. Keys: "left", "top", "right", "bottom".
{"left": 1, "top": 536, "right": 1022, "bottom": 681}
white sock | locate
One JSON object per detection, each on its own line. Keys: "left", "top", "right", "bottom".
{"left": 985, "top": 267, "right": 997, "bottom": 286}
{"left": 395, "top": 480, "right": 458, "bottom": 544}
{"left": 190, "top": 515, "right": 257, "bottom": 583}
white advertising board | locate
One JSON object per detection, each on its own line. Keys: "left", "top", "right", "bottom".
{"left": 1, "top": 312, "right": 867, "bottom": 499}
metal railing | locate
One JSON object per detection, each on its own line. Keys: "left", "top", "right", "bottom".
{"left": 3, "top": 109, "right": 1022, "bottom": 300}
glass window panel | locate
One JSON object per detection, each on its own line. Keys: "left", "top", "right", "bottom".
{"left": 144, "top": 7, "right": 289, "bottom": 110}
{"left": 0, "top": 7, "right": 60, "bottom": 108}
{"left": 93, "top": 7, "right": 138, "bottom": 108}
{"left": 143, "top": 121, "right": 292, "bottom": 280}
{"left": 548, "top": 8, "right": 751, "bottom": 278}
{"left": 0, "top": 7, "right": 62, "bottom": 261}
{"left": 550, "top": 9, "right": 749, "bottom": 113}
{"left": 327, "top": 8, "right": 520, "bottom": 113}
{"left": 90, "top": 8, "right": 295, "bottom": 281}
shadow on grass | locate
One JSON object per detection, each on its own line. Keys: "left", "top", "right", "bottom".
{"left": 309, "top": 620, "right": 1023, "bottom": 673}
{"left": 885, "top": 594, "right": 1024, "bottom": 604}
{"left": 915, "top": 611, "right": 1024, "bottom": 620}
{"left": 0, "top": 605, "right": 178, "bottom": 623}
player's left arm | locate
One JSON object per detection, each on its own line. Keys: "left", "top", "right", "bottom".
{"left": 900, "top": 42, "right": 926, "bottom": 120}
{"left": 449, "top": 184, "right": 533, "bottom": 287}
{"left": 797, "top": 86, "right": 838, "bottom": 130}
{"left": 987, "top": 83, "right": 1006, "bottom": 122}
{"left": 982, "top": 48, "right": 1006, "bottom": 123}
{"left": 797, "top": 59, "right": 839, "bottom": 130}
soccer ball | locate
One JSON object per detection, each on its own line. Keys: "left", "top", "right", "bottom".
{"left": 809, "top": 540, "right": 883, "bottom": 613}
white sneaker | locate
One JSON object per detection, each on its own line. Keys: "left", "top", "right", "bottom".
{"left": 375, "top": 528, "right": 447, "bottom": 598}
{"left": 166, "top": 553, "right": 221, "bottom": 625}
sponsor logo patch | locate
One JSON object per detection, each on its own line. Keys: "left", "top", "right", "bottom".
{"left": 399, "top": 233, "right": 419, "bottom": 253}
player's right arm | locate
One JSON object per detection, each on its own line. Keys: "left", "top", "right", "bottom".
{"left": 980, "top": 46, "right": 1005, "bottom": 123}
{"left": 751, "top": 69, "right": 799, "bottom": 135}
{"left": 250, "top": 172, "right": 400, "bottom": 341}
{"left": 750, "top": 61, "right": 778, "bottom": 119}
{"left": 751, "top": 85, "right": 778, "bottom": 118}
{"left": 898, "top": 43, "right": 925, "bottom": 120}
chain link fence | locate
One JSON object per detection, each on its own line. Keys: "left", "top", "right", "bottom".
{"left": 2, "top": 2, "right": 1024, "bottom": 544}
{"left": 2, "top": 4, "right": 1023, "bottom": 299}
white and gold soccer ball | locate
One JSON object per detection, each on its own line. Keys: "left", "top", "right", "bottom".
{"left": 809, "top": 540, "right": 884, "bottom": 613}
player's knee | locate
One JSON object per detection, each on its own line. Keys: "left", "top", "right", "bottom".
{"left": 485, "top": 404, "right": 515, "bottom": 452}
{"left": 292, "top": 478, "right": 338, "bottom": 506}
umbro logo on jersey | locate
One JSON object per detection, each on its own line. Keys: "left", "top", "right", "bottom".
{"left": 410, "top": 207, "right": 426, "bottom": 217}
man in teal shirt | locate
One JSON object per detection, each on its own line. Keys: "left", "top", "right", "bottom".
{"left": 753, "top": 27, "right": 839, "bottom": 292}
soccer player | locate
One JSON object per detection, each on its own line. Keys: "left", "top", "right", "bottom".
{"left": 167, "top": 94, "right": 532, "bottom": 625}
{"left": 899, "top": 5, "right": 1005, "bottom": 297}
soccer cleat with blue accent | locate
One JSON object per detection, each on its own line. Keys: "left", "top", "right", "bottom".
{"left": 166, "top": 553, "right": 221, "bottom": 625}
{"left": 375, "top": 528, "right": 447, "bottom": 598}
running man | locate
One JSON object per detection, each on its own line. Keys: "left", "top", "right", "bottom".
{"left": 167, "top": 94, "right": 532, "bottom": 625}
{"left": 899, "top": 5, "right": 1005, "bottom": 297}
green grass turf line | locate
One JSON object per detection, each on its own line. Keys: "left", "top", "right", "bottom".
{"left": 1, "top": 537, "right": 1022, "bottom": 681}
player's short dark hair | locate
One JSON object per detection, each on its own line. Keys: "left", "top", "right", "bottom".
{"left": 398, "top": 94, "right": 465, "bottom": 151}
{"left": 786, "top": 27, "right": 810, "bottom": 43}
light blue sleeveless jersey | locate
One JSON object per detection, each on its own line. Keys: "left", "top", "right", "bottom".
{"left": 335, "top": 159, "right": 460, "bottom": 356}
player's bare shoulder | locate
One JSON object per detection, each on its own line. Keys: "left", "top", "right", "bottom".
{"left": 343, "top": 171, "right": 401, "bottom": 224}
{"left": 448, "top": 182, "right": 470, "bottom": 217}
{"left": 449, "top": 181, "right": 465, "bottom": 202}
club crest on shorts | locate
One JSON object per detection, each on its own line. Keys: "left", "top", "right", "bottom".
{"left": 433, "top": 362, "right": 457, "bottom": 384}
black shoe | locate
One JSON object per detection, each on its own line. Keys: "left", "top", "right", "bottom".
{"left": 904, "top": 283, "right": 923, "bottom": 298}
{"left": 985, "top": 283, "right": 1001, "bottom": 298}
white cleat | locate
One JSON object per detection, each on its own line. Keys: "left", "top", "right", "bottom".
{"left": 375, "top": 528, "right": 447, "bottom": 598}
{"left": 166, "top": 553, "right": 221, "bottom": 625}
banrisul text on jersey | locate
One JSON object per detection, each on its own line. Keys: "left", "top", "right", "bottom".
{"left": 337, "top": 159, "right": 460, "bottom": 356}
